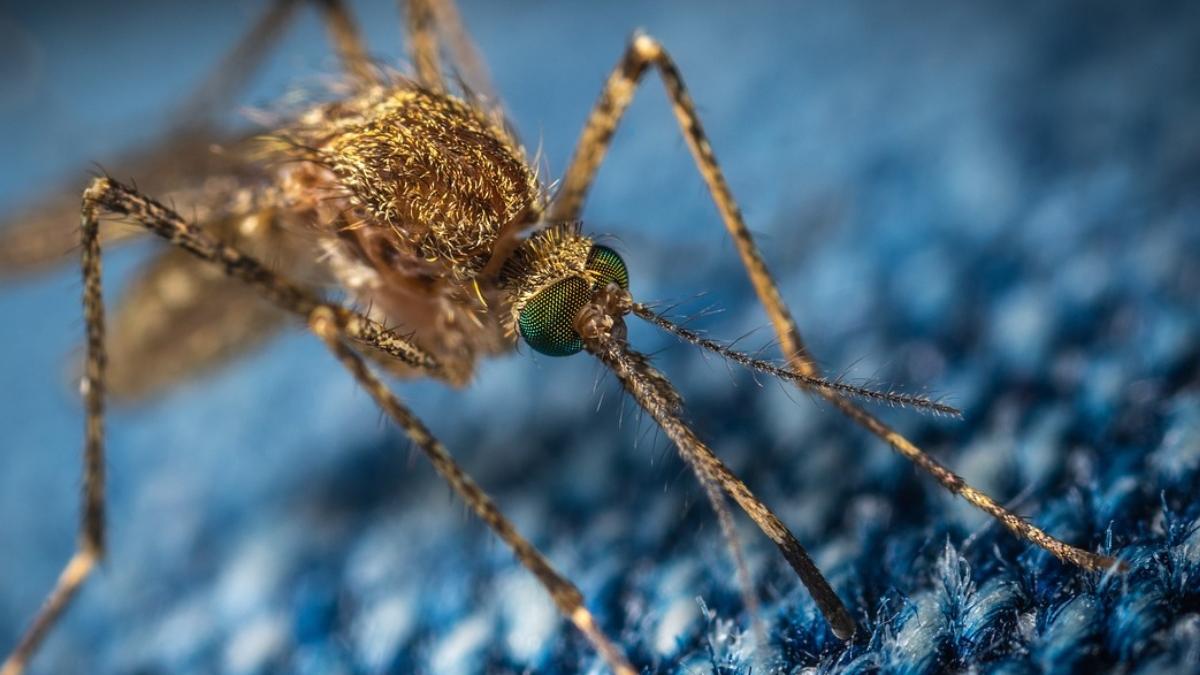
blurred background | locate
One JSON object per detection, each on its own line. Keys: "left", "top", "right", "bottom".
{"left": 1, "top": 1, "right": 1198, "bottom": 673}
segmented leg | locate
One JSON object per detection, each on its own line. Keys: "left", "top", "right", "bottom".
{"left": 405, "top": 0, "right": 443, "bottom": 91}
{"left": 0, "top": 177, "right": 437, "bottom": 675}
{"left": 174, "top": 0, "right": 304, "bottom": 130}
{"left": 314, "top": 0, "right": 377, "bottom": 88}
{"left": 401, "top": 0, "right": 498, "bottom": 103}
{"left": 87, "top": 179, "right": 434, "bottom": 369}
{"left": 183, "top": 0, "right": 385, "bottom": 124}
{"left": 308, "top": 308, "right": 635, "bottom": 675}
{"left": 583, "top": 328, "right": 856, "bottom": 640}
{"left": 552, "top": 34, "right": 1118, "bottom": 572}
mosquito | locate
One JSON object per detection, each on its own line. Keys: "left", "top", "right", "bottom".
{"left": 0, "top": 2, "right": 1122, "bottom": 673}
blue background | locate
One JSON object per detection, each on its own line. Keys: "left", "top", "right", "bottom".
{"left": 1, "top": 1, "right": 1198, "bottom": 673}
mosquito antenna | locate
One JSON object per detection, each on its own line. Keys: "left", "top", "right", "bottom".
{"left": 631, "top": 303, "right": 961, "bottom": 418}
{"left": 583, "top": 330, "right": 857, "bottom": 640}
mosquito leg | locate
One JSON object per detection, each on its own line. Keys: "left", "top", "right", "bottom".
{"left": 183, "top": 0, "right": 378, "bottom": 115}
{"left": 314, "top": 0, "right": 377, "bottom": 88}
{"left": 0, "top": 554, "right": 97, "bottom": 675}
{"left": 173, "top": 0, "right": 304, "bottom": 130}
{"left": 583, "top": 331, "right": 856, "bottom": 640}
{"left": 2, "top": 189, "right": 130, "bottom": 674}
{"left": 553, "top": 33, "right": 1119, "bottom": 572}
{"left": 83, "top": 177, "right": 434, "bottom": 368}
{"left": 0, "top": 176, "right": 442, "bottom": 675}
{"left": 400, "top": 0, "right": 498, "bottom": 103}
{"left": 306, "top": 307, "right": 635, "bottom": 675}
{"left": 404, "top": 0, "right": 443, "bottom": 91}
{"left": 427, "top": 0, "right": 497, "bottom": 102}
{"left": 3, "top": 184, "right": 130, "bottom": 675}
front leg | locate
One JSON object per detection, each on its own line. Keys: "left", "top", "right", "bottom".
{"left": 553, "top": 33, "right": 1118, "bottom": 577}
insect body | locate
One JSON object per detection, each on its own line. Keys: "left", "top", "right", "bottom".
{"left": 0, "top": 2, "right": 1121, "bottom": 674}
{"left": 269, "top": 87, "right": 635, "bottom": 379}
{"left": 274, "top": 87, "right": 539, "bottom": 384}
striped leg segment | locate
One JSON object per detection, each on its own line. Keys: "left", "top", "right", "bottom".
{"left": 554, "top": 33, "right": 1118, "bottom": 573}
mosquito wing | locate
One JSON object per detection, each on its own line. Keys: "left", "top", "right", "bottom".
{"left": 0, "top": 126, "right": 261, "bottom": 278}
{"left": 1, "top": 123, "right": 328, "bottom": 400}
{"left": 106, "top": 174, "right": 337, "bottom": 399}
{"left": 106, "top": 250, "right": 283, "bottom": 401}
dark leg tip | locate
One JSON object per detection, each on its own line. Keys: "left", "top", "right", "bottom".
{"left": 830, "top": 611, "right": 857, "bottom": 641}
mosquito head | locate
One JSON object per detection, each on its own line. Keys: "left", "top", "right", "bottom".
{"left": 498, "top": 223, "right": 960, "bottom": 416}
{"left": 499, "top": 223, "right": 631, "bottom": 356}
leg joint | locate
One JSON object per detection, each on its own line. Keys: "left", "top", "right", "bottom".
{"left": 307, "top": 306, "right": 339, "bottom": 338}
{"left": 630, "top": 31, "right": 663, "bottom": 61}
{"left": 81, "top": 177, "right": 115, "bottom": 217}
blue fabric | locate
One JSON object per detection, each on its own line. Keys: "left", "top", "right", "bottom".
{"left": 0, "top": 1, "right": 1197, "bottom": 673}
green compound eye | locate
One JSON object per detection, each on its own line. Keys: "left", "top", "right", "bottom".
{"left": 517, "top": 246, "right": 629, "bottom": 357}
{"left": 586, "top": 245, "right": 629, "bottom": 291}
{"left": 518, "top": 276, "right": 590, "bottom": 356}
